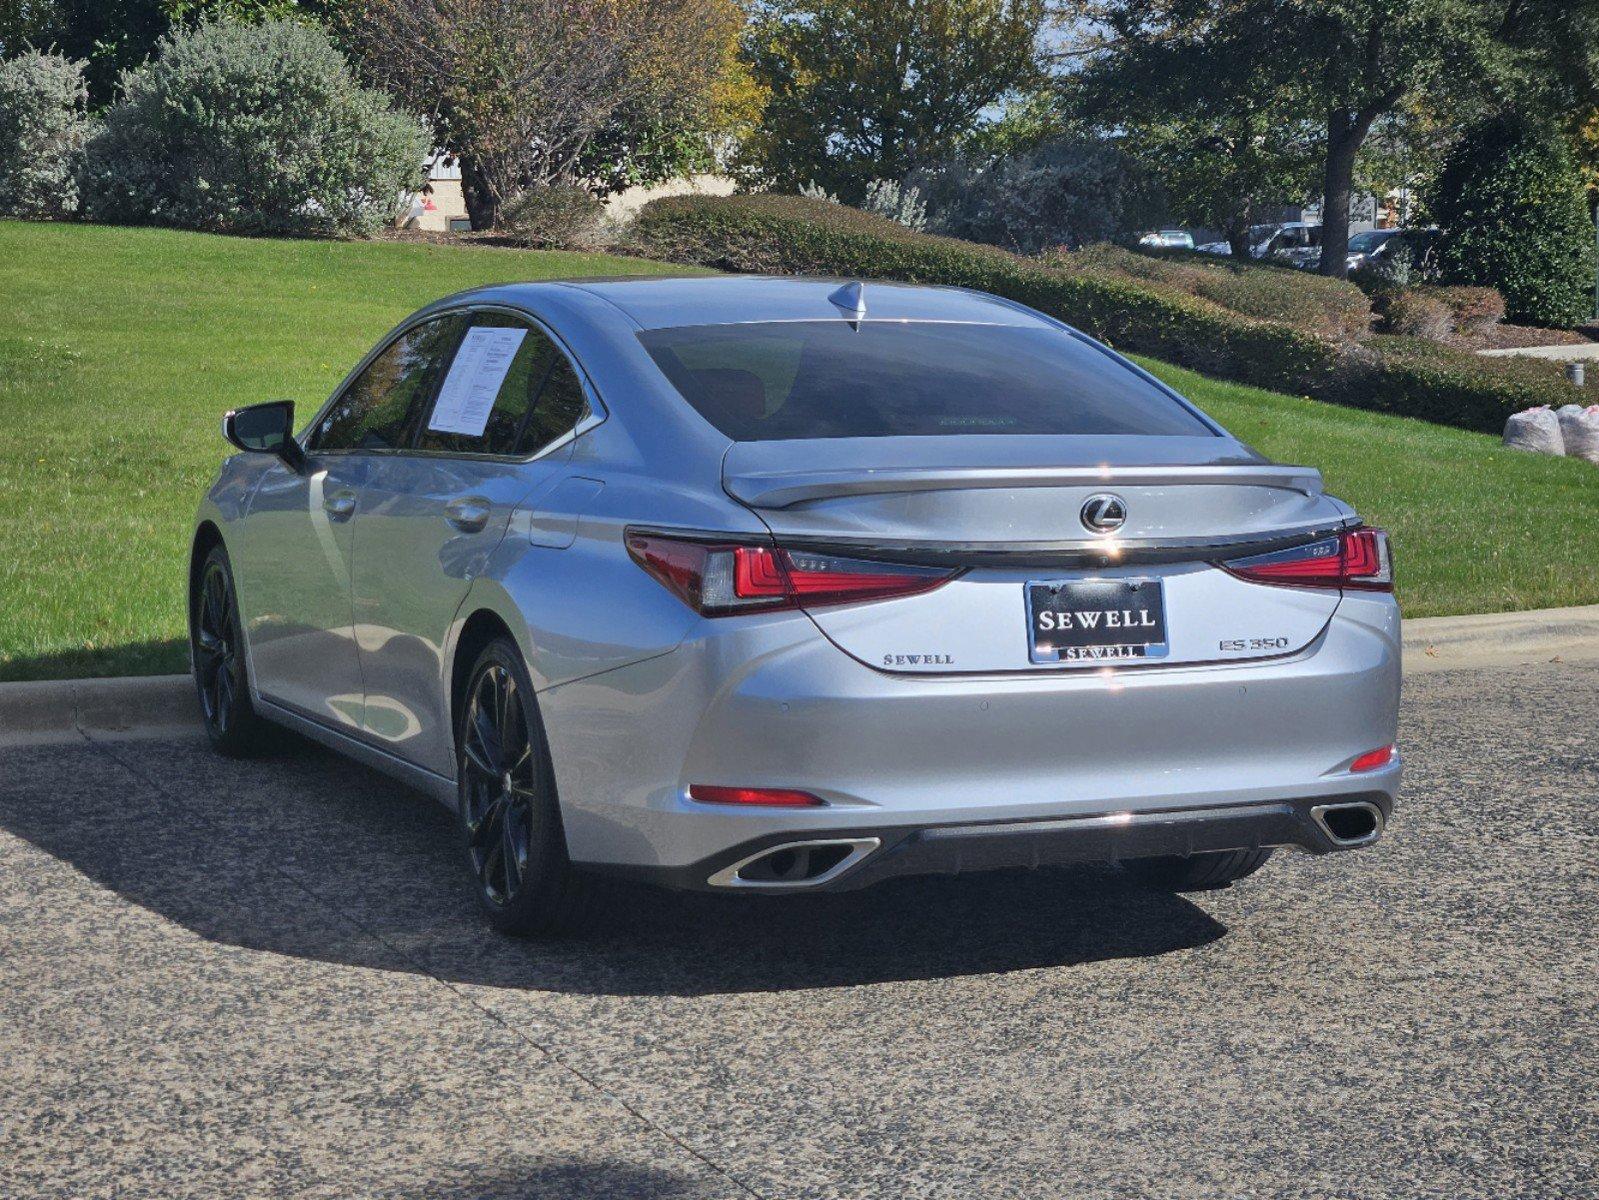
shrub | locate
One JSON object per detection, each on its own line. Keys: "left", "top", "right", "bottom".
{"left": 630, "top": 192, "right": 1578, "bottom": 432}
{"left": 797, "top": 179, "right": 928, "bottom": 230}
{"left": 631, "top": 193, "right": 1344, "bottom": 394}
{"left": 860, "top": 179, "right": 928, "bottom": 232}
{"left": 0, "top": 50, "right": 91, "bottom": 219}
{"left": 1383, "top": 289, "right": 1453, "bottom": 341}
{"left": 79, "top": 19, "right": 427, "bottom": 237}
{"left": 1433, "top": 114, "right": 1597, "bottom": 328}
{"left": 1431, "top": 286, "right": 1505, "bottom": 336}
{"left": 1063, "top": 245, "right": 1372, "bottom": 343}
{"left": 501, "top": 185, "right": 605, "bottom": 248}
{"left": 1328, "top": 337, "right": 1577, "bottom": 431}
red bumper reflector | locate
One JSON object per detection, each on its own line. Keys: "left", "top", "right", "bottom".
{"left": 1350, "top": 745, "right": 1396, "bottom": 773}
{"left": 688, "top": 784, "right": 826, "bottom": 807}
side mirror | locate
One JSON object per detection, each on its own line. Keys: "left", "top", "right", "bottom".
{"left": 223, "top": 400, "right": 305, "bottom": 473}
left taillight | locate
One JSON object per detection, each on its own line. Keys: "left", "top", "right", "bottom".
{"left": 626, "top": 532, "right": 957, "bottom": 616}
{"left": 1220, "top": 527, "right": 1393, "bottom": 592}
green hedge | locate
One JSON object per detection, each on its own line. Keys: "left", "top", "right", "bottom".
{"left": 1062, "top": 244, "right": 1373, "bottom": 343}
{"left": 1332, "top": 336, "right": 1584, "bottom": 431}
{"left": 633, "top": 193, "right": 1343, "bottom": 395}
{"left": 631, "top": 194, "right": 1577, "bottom": 433}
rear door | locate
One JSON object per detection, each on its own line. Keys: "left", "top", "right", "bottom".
{"left": 351, "top": 308, "right": 593, "bottom": 775}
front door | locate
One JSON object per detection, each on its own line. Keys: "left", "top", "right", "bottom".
{"left": 236, "top": 453, "right": 367, "bottom": 727}
{"left": 240, "top": 312, "right": 464, "bottom": 728}
{"left": 351, "top": 309, "right": 593, "bottom": 776}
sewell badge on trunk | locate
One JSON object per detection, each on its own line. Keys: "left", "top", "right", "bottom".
{"left": 1026, "top": 578, "right": 1169, "bottom": 665}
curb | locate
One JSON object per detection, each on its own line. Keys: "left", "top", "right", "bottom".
{"left": 2, "top": 606, "right": 1597, "bottom": 741}
{"left": 1402, "top": 604, "right": 1599, "bottom": 674}
{"left": 0, "top": 673, "right": 196, "bottom": 745}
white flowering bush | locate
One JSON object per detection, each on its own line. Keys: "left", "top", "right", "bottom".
{"left": 0, "top": 50, "right": 92, "bottom": 219}
{"left": 797, "top": 178, "right": 926, "bottom": 231}
{"left": 79, "top": 19, "right": 427, "bottom": 237}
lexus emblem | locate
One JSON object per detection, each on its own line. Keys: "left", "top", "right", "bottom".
{"left": 1080, "top": 493, "right": 1127, "bottom": 534}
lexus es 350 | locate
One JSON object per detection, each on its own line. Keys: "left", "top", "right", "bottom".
{"left": 191, "top": 276, "right": 1401, "bottom": 934}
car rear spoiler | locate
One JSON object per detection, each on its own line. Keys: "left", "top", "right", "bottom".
{"left": 724, "top": 463, "right": 1325, "bottom": 510}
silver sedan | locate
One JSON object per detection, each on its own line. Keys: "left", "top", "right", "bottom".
{"left": 191, "top": 276, "right": 1401, "bottom": 934}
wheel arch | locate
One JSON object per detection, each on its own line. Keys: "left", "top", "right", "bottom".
{"left": 449, "top": 607, "right": 522, "bottom": 749}
{"left": 189, "top": 521, "right": 225, "bottom": 623}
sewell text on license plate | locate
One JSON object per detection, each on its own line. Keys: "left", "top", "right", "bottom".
{"left": 1026, "top": 577, "right": 1169, "bottom": 665}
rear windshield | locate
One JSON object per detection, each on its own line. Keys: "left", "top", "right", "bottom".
{"left": 637, "top": 321, "right": 1214, "bottom": 440}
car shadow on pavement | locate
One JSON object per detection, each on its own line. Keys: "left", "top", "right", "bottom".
{"left": 0, "top": 732, "right": 1228, "bottom": 996}
{"left": 418, "top": 1159, "right": 715, "bottom": 1200}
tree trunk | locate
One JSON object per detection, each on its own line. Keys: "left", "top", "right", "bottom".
{"left": 460, "top": 156, "right": 502, "bottom": 231}
{"left": 1320, "top": 110, "right": 1375, "bottom": 279}
{"left": 1226, "top": 213, "right": 1253, "bottom": 260}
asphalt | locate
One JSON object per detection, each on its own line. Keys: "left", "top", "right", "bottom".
{"left": 1, "top": 659, "right": 1595, "bottom": 1199}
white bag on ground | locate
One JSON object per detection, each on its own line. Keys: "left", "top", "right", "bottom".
{"left": 1555, "top": 403, "right": 1599, "bottom": 464}
{"left": 1503, "top": 406, "right": 1566, "bottom": 456}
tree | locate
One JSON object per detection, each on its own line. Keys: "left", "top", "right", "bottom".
{"left": 1433, "top": 112, "right": 1597, "bottom": 326}
{"left": 1127, "top": 111, "right": 1318, "bottom": 259}
{"left": 737, "top": 0, "right": 1049, "bottom": 199}
{"left": 1071, "top": 0, "right": 1599, "bottom": 278}
{"left": 79, "top": 18, "right": 425, "bottom": 236}
{"left": 347, "top": 0, "right": 737, "bottom": 228}
{"left": 908, "top": 136, "right": 1164, "bottom": 252}
{"left": 0, "top": 0, "right": 345, "bottom": 107}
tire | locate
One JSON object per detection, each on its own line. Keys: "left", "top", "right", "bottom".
{"left": 455, "top": 637, "right": 595, "bottom": 936}
{"left": 1123, "top": 847, "right": 1274, "bottom": 891}
{"left": 190, "top": 543, "right": 272, "bottom": 757}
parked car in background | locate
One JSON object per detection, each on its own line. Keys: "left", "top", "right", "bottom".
{"left": 1297, "top": 227, "right": 1443, "bottom": 276}
{"left": 1263, "top": 222, "right": 1323, "bottom": 269}
{"left": 1195, "top": 224, "right": 1282, "bottom": 258}
{"left": 1138, "top": 229, "right": 1196, "bottom": 251}
{"left": 1342, "top": 228, "right": 1401, "bottom": 272}
{"left": 1361, "top": 227, "right": 1441, "bottom": 277}
{"left": 191, "top": 276, "right": 1400, "bottom": 936}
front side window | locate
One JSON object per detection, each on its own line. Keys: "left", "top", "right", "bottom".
{"left": 416, "top": 312, "right": 590, "bottom": 457}
{"left": 638, "top": 321, "right": 1215, "bottom": 441}
{"left": 311, "top": 315, "right": 463, "bottom": 452}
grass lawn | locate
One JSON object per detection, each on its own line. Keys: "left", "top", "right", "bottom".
{"left": 2, "top": 219, "right": 1596, "bottom": 681}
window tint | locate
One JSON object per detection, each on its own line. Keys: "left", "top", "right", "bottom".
{"left": 416, "top": 313, "right": 589, "bottom": 457}
{"left": 516, "top": 355, "right": 589, "bottom": 454}
{"left": 638, "top": 321, "right": 1214, "bottom": 441}
{"left": 312, "top": 315, "right": 463, "bottom": 452}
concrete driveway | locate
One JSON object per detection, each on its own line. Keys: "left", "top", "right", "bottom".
{"left": 1, "top": 658, "right": 1595, "bottom": 1199}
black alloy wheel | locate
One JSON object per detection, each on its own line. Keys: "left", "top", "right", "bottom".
{"left": 459, "top": 660, "right": 538, "bottom": 907}
{"left": 190, "top": 544, "right": 268, "bottom": 755}
{"left": 455, "top": 638, "right": 594, "bottom": 935}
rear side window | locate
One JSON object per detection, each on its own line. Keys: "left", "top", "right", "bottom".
{"left": 416, "top": 312, "right": 590, "bottom": 457}
{"left": 637, "top": 321, "right": 1214, "bottom": 441}
{"left": 312, "top": 315, "right": 463, "bottom": 451}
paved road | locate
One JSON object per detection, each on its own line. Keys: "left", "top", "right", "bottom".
{"left": 2, "top": 660, "right": 1595, "bottom": 1199}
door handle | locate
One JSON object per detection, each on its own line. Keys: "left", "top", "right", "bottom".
{"left": 444, "top": 496, "right": 492, "bottom": 533}
{"left": 322, "top": 491, "right": 356, "bottom": 522}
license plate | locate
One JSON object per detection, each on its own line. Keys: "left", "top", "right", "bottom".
{"left": 1026, "top": 578, "right": 1169, "bottom": 665}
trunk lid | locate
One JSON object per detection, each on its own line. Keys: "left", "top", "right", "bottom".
{"left": 723, "top": 436, "right": 1349, "bottom": 674}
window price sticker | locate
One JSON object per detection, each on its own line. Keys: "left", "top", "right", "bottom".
{"left": 427, "top": 326, "right": 528, "bottom": 437}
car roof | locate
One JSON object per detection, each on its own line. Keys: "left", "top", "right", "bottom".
{"left": 471, "top": 275, "right": 1055, "bottom": 332}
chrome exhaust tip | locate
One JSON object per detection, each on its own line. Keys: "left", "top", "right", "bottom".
{"left": 1310, "top": 801, "right": 1385, "bottom": 848}
{"left": 707, "top": 837, "right": 881, "bottom": 889}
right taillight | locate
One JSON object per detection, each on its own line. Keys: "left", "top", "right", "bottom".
{"left": 1221, "top": 527, "right": 1393, "bottom": 592}
{"left": 626, "top": 531, "right": 958, "bottom": 616}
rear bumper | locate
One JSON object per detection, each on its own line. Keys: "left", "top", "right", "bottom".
{"left": 541, "top": 593, "right": 1401, "bottom": 879}
{"left": 591, "top": 790, "right": 1395, "bottom": 892}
